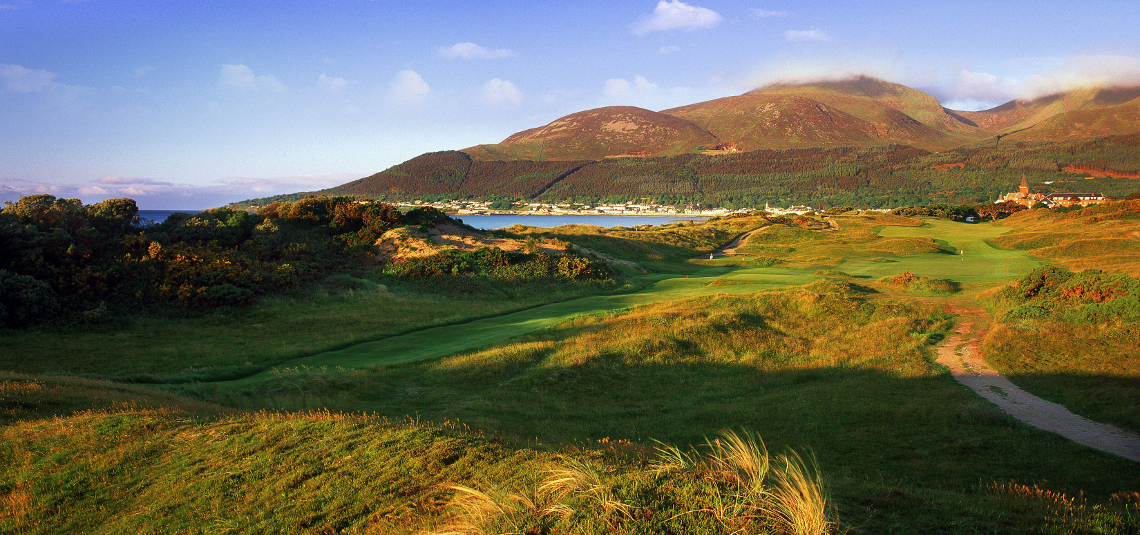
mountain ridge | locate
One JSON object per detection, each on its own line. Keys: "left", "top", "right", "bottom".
{"left": 462, "top": 76, "right": 1140, "bottom": 160}
{"left": 236, "top": 77, "right": 1140, "bottom": 209}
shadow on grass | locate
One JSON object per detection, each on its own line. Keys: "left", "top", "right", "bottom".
{"left": 176, "top": 356, "right": 1140, "bottom": 502}
{"left": 1000, "top": 372, "right": 1140, "bottom": 434}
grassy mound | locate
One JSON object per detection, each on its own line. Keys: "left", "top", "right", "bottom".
{"left": 878, "top": 271, "right": 960, "bottom": 294}
{"left": 2, "top": 376, "right": 844, "bottom": 534}
{"left": 994, "top": 200, "right": 1140, "bottom": 276}
{"left": 981, "top": 267, "right": 1140, "bottom": 431}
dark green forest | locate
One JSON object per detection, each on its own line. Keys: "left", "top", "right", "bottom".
{"left": 238, "top": 133, "right": 1140, "bottom": 209}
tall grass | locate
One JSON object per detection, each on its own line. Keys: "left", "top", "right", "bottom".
{"left": 768, "top": 451, "right": 835, "bottom": 535}
{"left": 429, "top": 484, "right": 567, "bottom": 535}
{"left": 651, "top": 430, "right": 835, "bottom": 534}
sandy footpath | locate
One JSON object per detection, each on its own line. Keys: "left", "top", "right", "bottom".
{"left": 937, "top": 312, "right": 1140, "bottom": 462}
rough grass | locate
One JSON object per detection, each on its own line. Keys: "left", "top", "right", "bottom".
{"left": 981, "top": 322, "right": 1140, "bottom": 432}
{"left": 979, "top": 265, "right": 1140, "bottom": 432}
{"left": 994, "top": 200, "right": 1140, "bottom": 276}
{"left": 6, "top": 212, "right": 1140, "bottom": 534}
{"left": 177, "top": 281, "right": 1140, "bottom": 533}
{"left": 0, "top": 376, "right": 843, "bottom": 535}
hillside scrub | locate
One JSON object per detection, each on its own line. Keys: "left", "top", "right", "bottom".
{"left": 0, "top": 194, "right": 615, "bottom": 328}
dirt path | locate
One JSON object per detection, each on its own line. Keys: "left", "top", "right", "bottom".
{"left": 707, "top": 229, "right": 762, "bottom": 258}
{"left": 937, "top": 309, "right": 1140, "bottom": 462}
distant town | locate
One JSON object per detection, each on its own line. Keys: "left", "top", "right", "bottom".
{"left": 396, "top": 199, "right": 826, "bottom": 217}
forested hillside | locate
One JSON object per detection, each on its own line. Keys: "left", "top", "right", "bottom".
{"left": 241, "top": 133, "right": 1140, "bottom": 209}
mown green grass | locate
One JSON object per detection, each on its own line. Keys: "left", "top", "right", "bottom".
{"left": 843, "top": 218, "right": 1044, "bottom": 289}
{"left": 241, "top": 266, "right": 820, "bottom": 378}
{"left": 0, "top": 279, "right": 611, "bottom": 383}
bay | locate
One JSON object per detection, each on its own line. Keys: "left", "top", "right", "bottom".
{"left": 137, "top": 209, "right": 203, "bottom": 225}
{"left": 136, "top": 210, "right": 707, "bottom": 230}
{"left": 453, "top": 214, "right": 709, "bottom": 230}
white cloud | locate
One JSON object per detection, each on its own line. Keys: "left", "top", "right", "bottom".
{"left": 0, "top": 4, "right": 19, "bottom": 10}
{"left": 482, "top": 78, "right": 523, "bottom": 104}
{"left": 632, "top": 0, "right": 722, "bottom": 36}
{"left": 1021, "top": 55, "right": 1140, "bottom": 99}
{"left": 784, "top": 29, "right": 831, "bottom": 42}
{"left": 604, "top": 75, "right": 659, "bottom": 98}
{"left": 219, "top": 64, "right": 286, "bottom": 92}
{"left": 659, "top": 45, "right": 681, "bottom": 54}
{"left": 936, "top": 56, "right": 1140, "bottom": 108}
{"left": 1, "top": 173, "right": 361, "bottom": 209}
{"left": 97, "top": 176, "right": 175, "bottom": 186}
{"left": 132, "top": 65, "right": 155, "bottom": 78}
{"left": 1, "top": 64, "right": 57, "bottom": 93}
{"left": 317, "top": 73, "right": 353, "bottom": 93}
{"left": 948, "top": 69, "right": 1020, "bottom": 103}
{"left": 389, "top": 70, "right": 430, "bottom": 103}
{"left": 437, "top": 42, "right": 516, "bottom": 60}
{"left": 752, "top": 9, "right": 788, "bottom": 18}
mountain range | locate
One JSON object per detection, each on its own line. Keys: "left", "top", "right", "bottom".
{"left": 242, "top": 76, "right": 1140, "bottom": 209}
{"left": 462, "top": 76, "right": 1140, "bottom": 160}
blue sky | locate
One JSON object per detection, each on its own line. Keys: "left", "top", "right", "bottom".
{"left": 3, "top": 0, "right": 1139, "bottom": 208}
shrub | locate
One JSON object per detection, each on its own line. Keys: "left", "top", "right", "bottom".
{"left": 385, "top": 247, "right": 610, "bottom": 282}
{"left": 878, "top": 271, "right": 959, "bottom": 294}
{"left": 0, "top": 269, "right": 61, "bottom": 328}
{"left": 997, "top": 266, "right": 1140, "bottom": 323}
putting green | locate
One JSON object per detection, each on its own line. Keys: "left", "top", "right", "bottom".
{"left": 243, "top": 220, "right": 1039, "bottom": 380}
{"left": 840, "top": 220, "right": 1043, "bottom": 283}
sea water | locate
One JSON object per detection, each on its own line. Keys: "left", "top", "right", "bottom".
{"left": 136, "top": 210, "right": 706, "bottom": 230}
{"left": 455, "top": 214, "right": 708, "bottom": 230}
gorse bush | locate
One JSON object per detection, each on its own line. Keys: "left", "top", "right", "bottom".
{"left": 384, "top": 247, "right": 610, "bottom": 281}
{"left": 878, "top": 271, "right": 960, "bottom": 294}
{"left": 0, "top": 193, "right": 517, "bottom": 326}
{"left": 996, "top": 266, "right": 1140, "bottom": 323}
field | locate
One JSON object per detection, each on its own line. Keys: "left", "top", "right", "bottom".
{"left": 3, "top": 208, "right": 1140, "bottom": 534}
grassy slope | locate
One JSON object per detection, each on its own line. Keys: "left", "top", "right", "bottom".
{"left": 4, "top": 212, "right": 1140, "bottom": 534}
{"left": 975, "top": 202, "right": 1140, "bottom": 432}
{"left": 180, "top": 282, "right": 1140, "bottom": 534}
{"left": 9, "top": 379, "right": 1135, "bottom": 535}
{"left": 991, "top": 201, "right": 1140, "bottom": 277}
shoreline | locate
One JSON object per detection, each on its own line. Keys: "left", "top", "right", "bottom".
{"left": 446, "top": 209, "right": 724, "bottom": 217}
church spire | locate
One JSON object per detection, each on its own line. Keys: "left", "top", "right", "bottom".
{"left": 1019, "top": 174, "right": 1029, "bottom": 195}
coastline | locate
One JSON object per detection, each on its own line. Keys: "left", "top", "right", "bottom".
{"left": 447, "top": 208, "right": 729, "bottom": 217}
